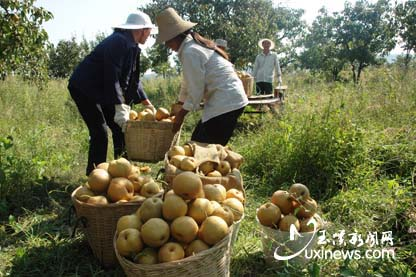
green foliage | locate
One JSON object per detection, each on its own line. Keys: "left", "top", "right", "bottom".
{"left": 48, "top": 37, "right": 86, "bottom": 78}
{"left": 0, "top": 0, "right": 53, "bottom": 83}
{"left": 395, "top": 0, "right": 416, "bottom": 54}
{"left": 143, "top": 0, "right": 305, "bottom": 69}
{"left": 299, "top": 8, "right": 347, "bottom": 81}
{"left": 241, "top": 94, "right": 365, "bottom": 199}
{"left": 0, "top": 135, "right": 47, "bottom": 219}
{"left": 48, "top": 33, "right": 108, "bottom": 79}
{"left": 1, "top": 66, "right": 415, "bottom": 275}
{"left": 336, "top": 0, "right": 396, "bottom": 83}
{"left": 300, "top": 0, "right": 397, "bottom": 83}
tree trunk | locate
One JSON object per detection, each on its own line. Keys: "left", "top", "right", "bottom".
{"left": 351, "top": 63, "right": 357, "bottom": 84}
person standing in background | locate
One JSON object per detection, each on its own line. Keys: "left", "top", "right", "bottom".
{"left": 215, "top": 38, "right": 228, "bottom": 51}
{"left": 252, "top": 38, "right": 282, "bottom": 95}
{"left": 68, "top": 11, "right": 157, "bottom": 175}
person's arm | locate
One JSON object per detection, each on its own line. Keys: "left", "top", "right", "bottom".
{"left": 275, "top": 54, "right": 282, "bottom": 86}
{"left": 172, "top": 108, "right": 188, "bottom": 133}
{"left": 253, "top": 55, "right": 259, "bottom": 78}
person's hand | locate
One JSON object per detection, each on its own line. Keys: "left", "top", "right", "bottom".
{"left": 172, "top": 113, "right": 184, "bottom": 133}
{"left": 170, "top": 102, "right": 183, "bottom": 116}
{"left": 114, "top": 104, "right": 130, "bottom": 132}
{"left": 144, "top": 103, "right": 156, "bottom": 114}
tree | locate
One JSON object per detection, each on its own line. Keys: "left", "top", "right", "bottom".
{"left": 335, "top": 0, "right": 396, "bottom": 83}
{"left": 48, "top": 37, "right": 84, "bottom": 78}
{"left": 299, "top": 8, "right": 347, "bottom": 81}
{"left": 48, "top": 33, "right": 108, "bottom": 79}
{"left": 394, "top": 0, "right": 416, "bottom": 66}
{"left": 143, "top": 0, "right": 305, "bottom": 72}
{"left": 0, "top": 0, "right": 53, "bottom": 82}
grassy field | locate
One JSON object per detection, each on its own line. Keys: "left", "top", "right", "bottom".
{"left": 0, "top": 65, "right": 415, "bottom": 276}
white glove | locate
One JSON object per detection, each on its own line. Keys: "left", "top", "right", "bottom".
{"left": 114, "top": 104, "right": 130, "bottom": 132}
{"left": 144, "top": 104, "right": 156, "bottom": 114}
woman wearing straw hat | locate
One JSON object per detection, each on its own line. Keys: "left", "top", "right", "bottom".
{"left": 156, "top": 8, "right": 248, "bottom": 146}
{"left": 68, "top": 11, "right": 157, "bottom": 175}
{"left": 253, "top": 38, "right": 282, "bottom": 95}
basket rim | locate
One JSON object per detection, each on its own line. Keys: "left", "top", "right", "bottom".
{"left": 71, "top": 186, "right": 164, "bottom": 208}
{"left": 126, "top": 120, "right": 174, "bottom": 126}
{"left": 114, "top": 225, "right": 233, "bottom": 269}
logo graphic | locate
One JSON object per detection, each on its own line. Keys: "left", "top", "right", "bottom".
{"left": 274, "top": 217, "right": 318, "bottom": 261}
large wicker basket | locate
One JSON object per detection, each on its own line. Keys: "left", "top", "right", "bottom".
{"left": 240, "top": 76, "right": 254, "bottom": 97}
{"left": 125, "top": 120, "right": 180, "bottom": 162}
{"left": 71, "top": 186, "right": 163, "bottom": 268}
{"left": 114, "top": 227, "right": 233, "bottom": 277}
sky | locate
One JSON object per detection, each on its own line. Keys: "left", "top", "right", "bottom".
{"left": 35, "top": 0, "right": 403, "bottom": 54}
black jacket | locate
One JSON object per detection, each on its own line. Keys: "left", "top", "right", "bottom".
{"left": 68, "top": 30, "right": 147, "bottom": 105}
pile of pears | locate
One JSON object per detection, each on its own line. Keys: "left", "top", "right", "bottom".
{"left": 257, "top": 183, "right": 322, "bottom": 233}
{"left": 115, "top": 171, "right": 245, "bottom": 264}
{"left": 73, "top": 158, "right": 162, "bottom": 205}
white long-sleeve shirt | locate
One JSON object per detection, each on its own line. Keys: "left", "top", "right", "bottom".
{"left": 178, "top": 35, "right": 248, "bottom": 122}
{"left": 253, "top": 51, "right": 282, "bottom": 84}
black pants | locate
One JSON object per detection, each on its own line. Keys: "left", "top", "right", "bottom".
{"left": 256, "top": 82, "right": 273, "bottom": 95}
{"left": 191, "top": 107, "right": 245, "bottom": 146}
{"left": 69, "top": 86, "right": 125, "bottom": 175}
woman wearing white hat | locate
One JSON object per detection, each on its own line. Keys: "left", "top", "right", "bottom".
{"left": 253, "top": 38, "right": 282, "bottom": 95}
{"left": 68, "top": 11, "right": 157, "bottom": 175}
{"left": 156, "top": 7, "right": 248, "bottom": 146}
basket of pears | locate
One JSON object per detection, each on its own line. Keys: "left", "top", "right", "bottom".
{"left": 256, "top": 183, "right": 325, "bottom": 266}
{"left": 71, "top": 157, "right": 164, "bottom": 268}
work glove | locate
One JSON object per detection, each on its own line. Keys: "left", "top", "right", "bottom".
{"left": 114, "top": 104, "right": 130, "bottom": 132}
{"left": 144, "top": 103, "right": 156, "bottom": 114}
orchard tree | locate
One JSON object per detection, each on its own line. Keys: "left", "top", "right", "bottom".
{"left": 48, "top": 33, "right": 107, "bottom": 78}
{"left": 143, "top": 0, "right": 305, "bottom": 71}
{"left": 394, "top": 0, "right": 416, "bottom": 66}
{"left": 335, "top": 0, "right": 396, "bottom": 83}
{"left": 299, "top": 8, "right": 347, "bottom": 81}
{"left": 0, "top": 0, "right": 52, "bottom": 82}
{"left": 48, "top": 37, "right": 86, "bottom": 78}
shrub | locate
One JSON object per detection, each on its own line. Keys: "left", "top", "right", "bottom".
{"left": 241, "top": 100, "right": 365, "bottom": 199}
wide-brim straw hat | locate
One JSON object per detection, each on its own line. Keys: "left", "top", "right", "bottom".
{"left": 258, "top": 38, "right": 275, "bottom": 50}
{"left": 113, "top": 11, "right": 158, "bottom": 34}
{"left": 156, "top": 7, "right": 197, "bottom": 43}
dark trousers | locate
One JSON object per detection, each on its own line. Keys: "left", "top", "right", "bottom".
{"left": 256, "top": 82, "right": 273, "bottom": 95}
{"left": 191, "top": 107, "right": 245, "bottom": 146}
{"left": 69, "top": 86, "right": 125, "bottom": 175}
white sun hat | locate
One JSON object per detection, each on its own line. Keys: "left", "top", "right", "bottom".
{"left": 215, "top": 39, "right": 228, "bottom": 49}
{"left": 258, "top": 38, "right": 275, "bottom": 50}
{"left": 113, "top": 11, "right": 158, "bottom": 34}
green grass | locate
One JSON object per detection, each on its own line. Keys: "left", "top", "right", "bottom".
{"left": 0, "top": 65, "right": 415, "bottom": 276}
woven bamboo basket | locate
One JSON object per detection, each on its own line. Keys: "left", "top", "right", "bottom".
{"left": 114, "top": 226, "right": 233, "bottom": 277}
{"left": 124, "top": 120, "right": 180, "bottom": 162}
{"left": 240, "top": 76, "right": 254, "bottom": 97}
{"left": 71, "top": 186, "right": 164, "bottom": 268}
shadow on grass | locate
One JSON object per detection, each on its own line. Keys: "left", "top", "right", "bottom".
{"left": 7, "top": 236, "right": 125, "bottom": 276}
